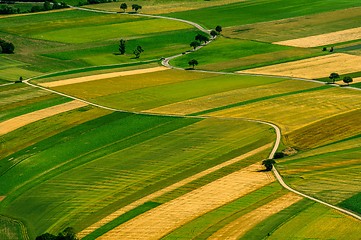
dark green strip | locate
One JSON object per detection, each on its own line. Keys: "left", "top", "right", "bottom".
{"left": 338, "top": 192, "right": 361, "bottom": 214}
{"left": 190, "top": 85, "right": 330, "bottom": 116}
{"left": 82, "top": 202, "right": 161, "bottom": 240}
{"left": 240, "top": 199, "right": 314, "bottom": 240}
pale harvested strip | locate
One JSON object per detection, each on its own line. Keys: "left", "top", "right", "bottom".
{"left": 0, "top": 196, "right": 5, "bottom": 201}
{"left": 336, "top": 76, "right": 361, "bottom": 85}
{"left": 239, "top": 53, "right": 361, "bottom": 79}
{"left": 274, "top": 27, "right": 361, "bottom": 48}
{"left": 99, "top": 163, "right": 274, "bottom": 240}
{"left": 40, "top": 66, "right": 168, "bottom": 88}
{"left": 78, "top": 143, "right": 272, "bottom": 238}
{"left": 209, "top": 193, "right": 303, "bottom": 240}
{"left": 145, "top": 80, "right": 319, "bottom": 115}
{"left": 0, "top": 100, "right": 87, "bottom": 135}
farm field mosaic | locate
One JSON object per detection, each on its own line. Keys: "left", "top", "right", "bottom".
{"left": 1, "top": 0, "right": 361, "bottom": 239}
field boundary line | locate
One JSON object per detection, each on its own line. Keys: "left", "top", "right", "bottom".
{"left": 78, "top": 143, "right": 273, "bottom": 238}
{"left": 18, "top": 7, "right": 360, "bottom": 237}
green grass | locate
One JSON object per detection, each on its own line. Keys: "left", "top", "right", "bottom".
{"left": 339, "top": 192, "right": 361, "bottom": 214}
{"left": 164, "top": 0, "right": 361, "bottom": 28}
{"left": 171, "top": 38, "right": 290, "bottom": 69}
{"left": 0, "top": 115, "right": 273, "bottom": 238}
{"left": 31, "top": 18, "right": 191, "bottom": 43}
{"left": 0, "top": 215, "right": 27, "bottom": 240}
{"left": 82, "top": 202, "right": 161, "bottom": 240}
{"left": 240, "top": 199, "right": 314, "bottom": 240}
{"left": 43, "top": 28, "right": 201, "bottom": 65}
{"left": 224, "top": 7, "right": 361, "bottom": 43}
{"left": 277, "top": 138, "right": 361, "bottom": 205}
{"left": 267, "top": 203, "right": 361, "bottom": 239}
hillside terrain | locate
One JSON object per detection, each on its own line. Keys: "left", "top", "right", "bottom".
{"left": 0, "top": 0, "right": 360, "bottom": 239}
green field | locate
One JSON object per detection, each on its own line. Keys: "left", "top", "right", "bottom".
{"left": 1, "top": 1, "right": 361, "bottom": 239}
{"left": 164, "top": 0, "right": 361, "bottom": 28}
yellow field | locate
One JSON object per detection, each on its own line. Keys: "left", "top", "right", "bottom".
{"left": 285, "top": 109, "right": 361, "bottom": 149}
{"left": 209, "top": 193, "right": 302, "bottom": 239}
{"left": 40, "top": 66, "right": 168, "bottom": 87}
{"left": 0, "top": 100, "right": 87, "bottom": 135}
{"left": 239, "top": 53, "right": 361, "bottom": 79}
{"left": 98, "top": 163, "right": 274, "bottom": 240}
{"left": 146, "top": 80, "right": 320, "bottom": 115}
{"left": 274, "top": 27, "right": 361, "bottom": 48}
{"left": 208, "top": 88, "right": 361, "bottom": 133}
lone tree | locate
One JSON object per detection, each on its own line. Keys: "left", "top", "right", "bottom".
{"left": 133, "top": 45, "right": 144, "bottom": 58}
{"left": 132, "top": 4, "right": 142, "bottom": 12}
{"left": 343, "top": 76, "right": 353, "bottom": 85}
{"left": 195, "top": 33, "right": 209, "bottom": 44}
{"left": 262, "top": 159, "right": 276, "bottom": 171}
{"left": 190, "top": 40, "right": 201, "bottom": 50}
{"left": 329, "top": 72, "right": 340, "bottom": 83}
{"left": 210, "top": 30, "right": 218, "bottom": 38}
{"left": 120, "top": 3, "right": 127, "bottom": 12}
{"left": 119, "top": 39, "right": 126, "bottom": 55}
{"left": 215, "top": 25, "right": 222, "bottom": 33}
{"left": 188, "top": 59, "right": 198, "bottom": 69}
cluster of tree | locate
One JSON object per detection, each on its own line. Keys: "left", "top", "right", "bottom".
{"left": 35, "top": 227, "right": 78, "bottom": 240}
{"left": 190, "top": 33, "right": 209, "bottom": 50}
{"left": 118, "top": 39, "right": 144, "bottom": 58}
{"left": 119, "top": 3, "right": 142, "bottom": 12}
{"left": 210, "top": 25, "right": 222, "bottom": 38}
{"left": 329, "top": 72, "right": 353, "bottom": 85}
{"left": 30, "top": 1, "right": 67, "bottom": 13}
{"left": 0, "top": 0, "right": 67, "bottom": 14}
{"left": 0, "top": 39, "right": 14, "bottom": 54}
{"left": 0, "top": 5, "right": 20, "bottom": 14}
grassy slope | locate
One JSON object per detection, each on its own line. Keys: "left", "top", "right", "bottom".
{"left": 0, "top": 215, "right": 27, "bottom": 240}
{"left": 277, "top": 136, "right": 361, "bottom": 207}
{"left": 0, "top": 113, "right": 273, "bottom": 238}
{"left": 170, "top": 37, "right": 291, "bottom": 70}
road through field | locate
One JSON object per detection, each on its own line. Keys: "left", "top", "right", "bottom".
{"left": 20, "top": 6, "right": 360, "bottom": 239}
